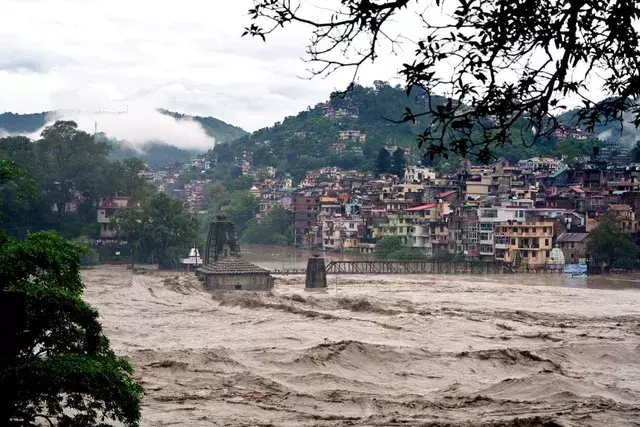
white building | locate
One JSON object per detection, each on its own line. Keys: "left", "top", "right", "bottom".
{"left": 404, "top": 166, "right": 437, "bottom": 183}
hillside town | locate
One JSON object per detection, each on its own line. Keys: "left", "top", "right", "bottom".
{"left": 99, "top": 144, "right": 634, "bottom": 270}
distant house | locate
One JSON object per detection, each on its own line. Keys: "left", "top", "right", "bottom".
{"left": 404, "top": 166, "right": 436, "bottom": 183}
{"left": 558, "top": 232, "right": 589, "bottom": 265}
{"left": 64, "top": 201, "right": 79, "bottom": 214}
{"left": 97, "top": 196, "right": 131, "bottom": 239}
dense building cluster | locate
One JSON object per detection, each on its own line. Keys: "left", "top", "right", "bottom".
{"left": 250, "top": 154, "right": 640, "bottom": 268}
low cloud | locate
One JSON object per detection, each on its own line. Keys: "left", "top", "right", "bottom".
{"left": 37, "top": 108, "right": 216, "bottom": 151}
{"left": 597, "top": 114, "right": 640, "bottom": 150}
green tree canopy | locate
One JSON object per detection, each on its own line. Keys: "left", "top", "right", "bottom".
{"left": 220, "top": 191, "right": 260, "bottom": 235}
{"left": 242, "top": 205, "right": 292, "bottom": 245}
{"left": 390, "top": 148, "right": 406, "bottom": 177}
{"left": 588, "top": 214, "right": 640, "bottom": 271}
{"left": 116, "top": 192, "right": 200, "bottom": 268}
{"left": 374, "top": 236, "right": 425, "bottom": 260}
{"left": 0, "top": 163, "right": 141, "bottom": 426}
{"left": 374, "top": 148, "right": 391, "bottom": 177}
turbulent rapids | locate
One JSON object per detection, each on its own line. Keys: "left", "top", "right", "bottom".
{"left": 83, "top": 266, "right": 640, "bottom": 426}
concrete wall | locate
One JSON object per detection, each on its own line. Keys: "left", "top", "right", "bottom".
{"left": 205, "top": 274, "right": 274, "bottom": 291}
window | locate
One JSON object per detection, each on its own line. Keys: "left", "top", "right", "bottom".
{"left": 545, "top": 239, "right": 549, "bottom": 246}
{"left": 546, "top": 250, "right": 550, "bottom": 257}
{"left": 571, "top": 242, "right": 575, "bottom": 248}
{"left": 234, "top": 285, "right": 242, "bottom": 290}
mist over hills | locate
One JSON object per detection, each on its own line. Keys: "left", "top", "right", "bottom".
{"left": 0, "top": 109, "right": 248, "bottom": 166}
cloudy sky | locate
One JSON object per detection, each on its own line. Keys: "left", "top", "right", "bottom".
{"left": 0, "top": 0, "right": 415, "bottom": 134}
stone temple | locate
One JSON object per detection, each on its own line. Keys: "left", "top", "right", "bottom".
{"left": 198, "top": 212, "right": 274, "bottom": 291}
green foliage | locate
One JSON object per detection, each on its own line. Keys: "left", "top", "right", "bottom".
{"left": 0, "top": 121, "right": 163, "bottom": 240}
{"left": 588, "top": 214, "right": 640, "bottom": 270}
{"left": 0, "top": 232, "right": 142, "bottom": 426}
{"left": 375, "top": 148, "right": 391, "bottom": 176}
{"left": 242, "top": 205, "right": 292, "bottom": 245}
{"left": 386, "top": 247, "right": 426, "bottom": 260}
{"left": 0, "top": 112, "right": 47, "bottom": 133}
{"left": 116, "top": 192, "right": 200, "bottom": 268}
{"left": 374, "top": 236, "right": 426, "bottom": 260}
{"left": 374, "top": 236, "right": 404, "bottom": 258}
{"left": 71, "top": 236, "right": 101, "bottom": 266}
{"left": 374, "top": 236, "right": 425, "bottom": 260}
{"left": 390, "top": 148, "right": 406, "bottom": 177}
{"left": 218, "top": 191, "right": 260, "bottom": 236}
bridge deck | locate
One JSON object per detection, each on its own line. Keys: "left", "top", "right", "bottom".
{"left": 324, "top": 260, "right": 516, "bottom": 275}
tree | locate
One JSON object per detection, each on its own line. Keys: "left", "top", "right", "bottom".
{"left": 37, "top": 121, "right": 111, "bottom": 212}
{"left": 0, "top": 163, "right": 141, "bottom": 426}
{"left": 117, "top": 192, "right": 200, "bottom": 268}
{"left": 220, "top": 191, "right": 260, "bottom": 235}
{"left": 204, "top": 182, "right": 229, "bottom": 210}
{"left": 114, "top": 158, "right": 148, "bottom": 203}
{"left": 245, "top": 1, "right": 640, "bottom": 163}
{"left": 632, "top": 141, "right": 640, "bottom": 163}
{"left": 588, "top": 214, "right": 640, "bottom": 271}
{"left": 242, "top": 205, "right": 292, "bottom": 245}
{"left": 390, "top": 148, "right": 406, "bottom": 177}
{"left": 375, "top": 236, "right": 425, "bottom": 259}
{"left": 374, "top": 148, "right": 391, "bottom": 177}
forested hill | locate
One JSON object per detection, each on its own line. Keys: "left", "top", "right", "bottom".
{"left": 209, "top": 82, "right": 442, "bottom": 180}
{"left": 207, "top": 82, "right": 603, "bottom": 181}
{"left": 0, "top": 110, "right": 247, "bottom": 144}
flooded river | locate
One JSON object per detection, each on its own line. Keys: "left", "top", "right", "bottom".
{"left": 241, "top": 243, "right": 640, "bottom": 290}
{"left": 82, "top": 252, "right": 640, "bottom": 426}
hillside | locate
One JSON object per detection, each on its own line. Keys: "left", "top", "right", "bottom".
{"left": 206, "top": 82, "right": 600, "bottom": 180}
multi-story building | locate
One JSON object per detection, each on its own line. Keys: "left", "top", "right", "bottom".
{"left": 321, "top": 216, "right": 365, "bottom": 252}
{"left": 404, "top": 166, "right": 436, "bottom": 183}
{"left": 466, "top": 175, "right": 492, "bottom": 199}
{"left": 380, "top": 202, "right": 451, "bottom": 255}
{"left": 292, "top": 196, "right": 320, "bottom": 237}
{"left": 494, "top": 219, "right": 555, "bottom": 267}
{"left": 97, "top": 196, "right": 131, "bottom": 239}
{"left": 610, "top": 204, "right": 637, "bottom": 233}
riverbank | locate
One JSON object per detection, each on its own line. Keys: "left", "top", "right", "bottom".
{"left": 83, "top": 266, "right": 640, "bottom": 426}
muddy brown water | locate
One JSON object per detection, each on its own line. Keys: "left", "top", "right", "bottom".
{"left": 83, "top": 261, "right": 640, "bottom": 426}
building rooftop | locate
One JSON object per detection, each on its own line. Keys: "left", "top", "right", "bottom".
{"left": 198, "top": 257, "right": 270, "bottom": 275}
{"left": 558, "top": 232, "right": 590, "bottom": 243}
{"left": 406, "top": 203, "right": 437, "bottom": 212}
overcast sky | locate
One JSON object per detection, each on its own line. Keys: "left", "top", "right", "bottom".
{"left": 0, "top": 0, "right": 415, "bottom": 133}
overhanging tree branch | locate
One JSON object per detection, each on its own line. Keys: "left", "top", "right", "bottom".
{"left": 245, "top": 0, "right": 640, "bottom": 163}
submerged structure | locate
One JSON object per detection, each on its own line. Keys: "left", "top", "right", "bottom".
{"left": 305, "top": 253, "right": 327, "bottom": 291}
{"left": 199, "top": 257, "right": 274, "bottom": 291}
{"left": 199, "top": 212, "right": 274, "bottom": 291}
{"left": 204, "top": 212, "right": 241, "bottom": 264}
